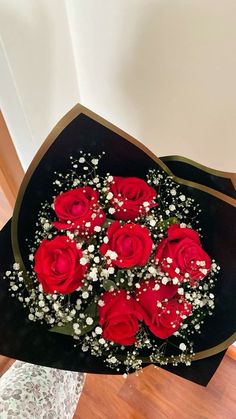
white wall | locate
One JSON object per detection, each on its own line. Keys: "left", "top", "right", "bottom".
{"left": 1, "top": 0, "right": 236, "bottom": 172}
{"left": 0, "top": 0, "right": 79, "bottom": 170}
{"left": 66, "top": 0, "right": 236, "bottom": 172}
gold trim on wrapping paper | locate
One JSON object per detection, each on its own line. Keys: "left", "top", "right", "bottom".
{"left": 162, "top": 155, "right": 236, "bottom": 187}
{"left": 193, "top": 333, "right": 236, "bottom": 360}
{"left": 162, "top": 155, "right": 236, "bottom": 180}
{"left": 11, "top": 103, "right": 236, "bottom": 361}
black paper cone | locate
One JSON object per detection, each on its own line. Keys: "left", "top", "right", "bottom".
{"left": 0, "top": 104, "right": 235, "bottom": 385}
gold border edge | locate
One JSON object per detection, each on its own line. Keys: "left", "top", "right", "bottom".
{"left": 193, "top": 332, "right": 236, "bottom": 361}
{"left": 162, "top": 155, "right": 236, "bottom": 182}
{"left": 10, "top": 102, "right": 236, "bottom": 360}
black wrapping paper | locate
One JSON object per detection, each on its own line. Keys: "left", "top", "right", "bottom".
{"left": 0, "top": 106, "right": 235, "bottom": 385}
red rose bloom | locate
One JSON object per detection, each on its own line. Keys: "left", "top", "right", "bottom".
{"left": 98, "top": 290, "right": 143, "bottom": 345}
{"left": 100, "top": 221, "right": 153, "bottom": 268}
{"left": 108, "top": 176, "right": 157, "bottom": 220}
{"left": 135, "top": 279, "right": 192, "bottom": 338}
{"left": 53, "top": 187, "right": 106, "bottom": 236}
{"left": 155, "top": 224, "right": 211, "bottom": 283}
{"left": 34, "top": 236, "right": 87, "bottom": 294}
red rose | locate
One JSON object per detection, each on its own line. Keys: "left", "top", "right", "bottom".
{"left": 108, "top": 176, "right": 157, "bottom": 220}
{"left": 98, "top": 290, "right": 143, "bottom": 345}
{"left": 100, "top": 221, "right": 153, "bottom": 268}
{"left": 135, "top": 279, "right": 192, "bottom": 338}
{"left": 155, "top": 224, "right": 211, "bottom": 283}
{"left": 53, "top": 187, "right": 106, "bottom": 236}
{"left": 34, "top": 236, "right": 87, "bottom": 294}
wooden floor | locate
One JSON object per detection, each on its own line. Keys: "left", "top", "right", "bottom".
{"left": 73, "top": 356, "right": 236, "bottom": 419}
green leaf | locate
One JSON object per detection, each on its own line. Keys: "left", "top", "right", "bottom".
{"left": 49, "top": 322, "right": 74, "bottom": 336}
{"left": 115, "top": 270, "right": 125, "bottom": 282}
{"left": 102, "top": 218, "right": 114, "bottom": 228}
{"left": 84, "top": 301, "right": 98, "bottom": 317}
{"left": 49, "top": 318, "right": 99, "bottom": 337}
{"left": 114, "top": 270, "right": 129, "bottom": 289}
{"left": 79, "top": 319, "right": 98, "bottom": 336}
{"left": 102, "top": 278, "right": 117, "bottom": 291}
{"left": 158, "top": 217, "right": 179, "bottom": 231}
{"left": 49, "top": 300, "right": 100, "bottom": 337}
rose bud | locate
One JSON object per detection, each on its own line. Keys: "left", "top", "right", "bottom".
{"left": 98, "top": 290, "right": 144, "bottom": 345}
{"left": 107, "top": 176, "right": 157, "bottom": 220}
{"left": 100, "top": 221, "right": 153, "bottom": 268}
{"left": 53, "top": 186, "right": 106, "bottom": 237}
{"left": 34, "top": 236, "right": 87, "bottom": 294}
{"left": 155, "top": 224, "right": 211, "bottom": 284}
{"left": 135, "top": 279, "right": 192, "bottom": 339}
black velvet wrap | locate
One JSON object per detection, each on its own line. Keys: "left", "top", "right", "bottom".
{"left": 0, "top": 112, "right": 235, "bottom": 385}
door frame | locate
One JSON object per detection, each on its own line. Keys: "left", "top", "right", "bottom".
{"left": 0, "top": 111, "right": 24, "bottom": 207}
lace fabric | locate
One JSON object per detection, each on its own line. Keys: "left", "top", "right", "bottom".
{"left": 0, "top": 361, "right": 85, "bottom": 419}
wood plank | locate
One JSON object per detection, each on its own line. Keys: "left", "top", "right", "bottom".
{"left": 0, "top": 189, "right": 12, "bottom": 229}
{"left": 0, "top": 356, "right": 15, "bottom": 377}
{"left": 74, "top": 356, "right": 236, "bottom": 419}
{"left": 227, "top": 344, "right": 236, "bottom": 361}
{"left": 0, "top": 111, "right": 24, "bottom": 207}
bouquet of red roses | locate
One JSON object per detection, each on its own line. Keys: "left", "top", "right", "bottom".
{"left": 6, "top": 152, "right": 219, "bottom": 373}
